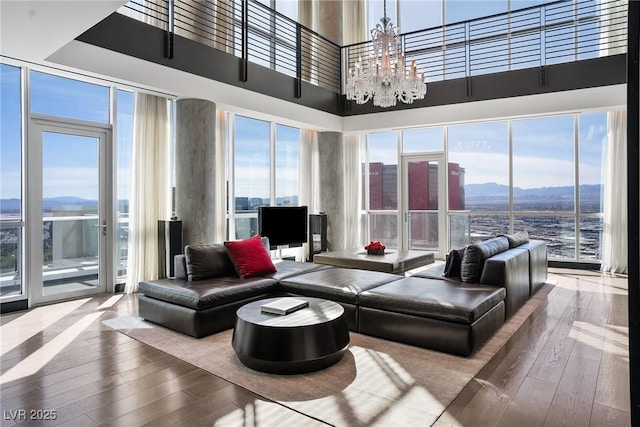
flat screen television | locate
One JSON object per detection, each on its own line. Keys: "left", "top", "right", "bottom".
{"left": 258, "top": 206, "right": 308, "bottom": 249}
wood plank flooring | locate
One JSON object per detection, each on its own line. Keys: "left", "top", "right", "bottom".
{"left": 434, "top": 268, "right": 630, "bottom": 427}
{"left": 0, "top": 268, "right": 630, "bottom": 426}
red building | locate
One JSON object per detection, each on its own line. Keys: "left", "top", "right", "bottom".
{"left": 368, "top": 161, "right": 465, "bottom": 210}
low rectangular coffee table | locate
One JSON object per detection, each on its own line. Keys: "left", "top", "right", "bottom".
{"left": 313, "top": 250, "right": 434, "bottom": 274}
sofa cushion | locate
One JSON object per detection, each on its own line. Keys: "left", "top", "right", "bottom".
{"left": 460, "top": 236, "right": 509, "bottom": 283}
{"left": 480, "top": 248, "right": 530, "bottom": 318}
{"left": 500, "top": 230, "right": 530, "bottom": 248}
{"left": 517, "top": 240, "right": 548, "bottom": 294}
{"left": 265, "top": 260, "right": 332, "bottom": 281}
{"left": 139, "top": 277, "right": 279, "bottom": 310}
{"left": 185, "top": 244, "right": 236, "bottom": 281}
{"left": 224, "top": 236, "right": 277, "bottom": 278}
{"left": 279, "top": 268, "right": 402, "bottom": 304}
{"left": 358, "top": 277, "right": 506, "bottom": 324}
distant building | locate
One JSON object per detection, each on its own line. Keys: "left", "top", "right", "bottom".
{"left": 368, "top": 162, "right": 465, "bottom": 210}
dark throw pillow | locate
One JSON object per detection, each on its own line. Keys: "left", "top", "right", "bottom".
{"left": 224, "top": 236, "right": 277, "bottom": 278}
{"left": 443, "top": 247, "right": 466, "bottom": 278}
{"left": 460, "top": 236, "right": 509, "bottom": 283}
{"left": 500, "top": 230, "right": 530, "bottom": 248}
{"left": 185, "top": 244, "right": 235, "bottom": 281}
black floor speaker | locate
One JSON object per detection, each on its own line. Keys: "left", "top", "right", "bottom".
{"left": 158, "top": 220, "right": 183, "bottom": 278}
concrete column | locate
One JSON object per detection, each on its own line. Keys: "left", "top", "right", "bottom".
{"left": 318, "top": 131, "right": 345, "bottom": 251}
{"left": 175, "top": 99, "right": 217, "bottom": 246}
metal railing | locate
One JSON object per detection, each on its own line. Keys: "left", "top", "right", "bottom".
{"left": 345, "top": 0, "right": 627, "bottom": 83}
{"left": 119, "top": 0, "right": 342, "bottom": 93}
{"left": 118, "top": 0, "right": 627, "bottom": 96}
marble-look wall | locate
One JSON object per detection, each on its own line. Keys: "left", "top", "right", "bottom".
{"left": 318, "top": 131, "right": 345, "bottom": 251}
{"left": 175, "top": 99, "right": 217, "bottom": 246}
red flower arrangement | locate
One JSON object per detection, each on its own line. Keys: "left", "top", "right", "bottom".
{"left": 365, "top": 241, "right": 386, "bottom": 255}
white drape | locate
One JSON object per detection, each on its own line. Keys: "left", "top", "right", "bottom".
{"left": 215, "top": 109, "right": 227, "bottom": 242}
{"left": 343, "top": 0, "right": 367, "bottom": 45}
{"left": 125, "top": 93, "right": 171, "bottom": 293}
{"left": 343, "top": 134, "right": 362, "bottom": 250}
{"left": 299, "top": 129, "right": 320, "bottom": 260}
{"left": 598, "top": 0, "right": 627, "bottom": 56}
{"left": 601, "top": 110, "right": 627, "bottom": 273}
{"left": 298, "top": 0, "right": 317, "bottom": 84}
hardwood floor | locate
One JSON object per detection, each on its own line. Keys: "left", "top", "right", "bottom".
{"left": 0, "top": 268, "right": 630, "bottom": 426}
{"left": 435, "top": 268, "right": 630, "bottom": 427}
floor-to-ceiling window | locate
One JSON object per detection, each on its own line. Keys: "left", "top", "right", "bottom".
{"left": 0, "top": 64, "right": 23, "bottom": 299}
{"left": 578, "top": 112, "right": 607, "bottom": 260}
{"left": 362, "top": 131, "right": 399, "bottom": 248}
{"left": 447, "top": 121, "right": 510, "bottom": 248}
{"left": 116, "top": 90, "right": 134, "bottom": 279}
{"left": 0, "top": 62, "right": 160, "bottom": 305}
{"left": 228, "top": 114, "right": 301, "bottom": 241}
{"left": 232, "top": 115, "right": 270, "bottom": 239}
{"left": 512, "top": 115, "right": 577, "bottom": 258}
{"left": 275, "top": 123, "right": 300, "bottom": 205}
{"left": 28, "top": 71, "right": 112, "bottom": 303}
{"left": 361, "top": 110, "right": 610, "bottom": 263}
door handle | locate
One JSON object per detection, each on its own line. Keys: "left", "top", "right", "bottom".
{"left": 92, "top": 222, "right": 107, "bottom": 236}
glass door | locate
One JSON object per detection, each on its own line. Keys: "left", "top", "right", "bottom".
{"left": 27, "top": 117, "right": 112, "bottom": 304}
{"left": 401, "top": 155, "right": 446, "bottom": 259}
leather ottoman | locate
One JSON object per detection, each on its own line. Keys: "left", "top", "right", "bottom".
{"left": 279, "top": 267, "right": 403, "bottom": 330}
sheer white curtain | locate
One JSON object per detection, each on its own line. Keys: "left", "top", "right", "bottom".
{"left": 598, "top": 0, "right": 627, "bottom": 56}
{"left": 343, "top": 0, "right": 367, "bottom": 45}
{"left": 125, "top": 93, "right": 171, "bottom": 293}
{"left": 343, "top": 134, "right": 362, "bottom": 249}
{"left": 601, "top": 110, "right": 627, "bottom": 273}
{"left": 215, "top": 109, "right": 227, "bottom": 242}
{"left": 299, "top": 129, "right": 320, "bottom": 260}
{"left": 298, "top": 0, "right": 317, "bottom": 84}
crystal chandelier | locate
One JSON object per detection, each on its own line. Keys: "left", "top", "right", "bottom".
{"left": 345, "top": 0, "right": 427, "bottom": 108}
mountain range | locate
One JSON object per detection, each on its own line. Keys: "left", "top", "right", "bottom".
{"left": 0, "top": 197, "right": 99, "bottom": 214}
{"left": 0, "top": 184, "right": 603, "bottom": 213}
{"left": 464, "top": 183, "right": 602, "bottom": 199}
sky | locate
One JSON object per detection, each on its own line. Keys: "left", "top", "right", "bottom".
{"left": 234, "top": 115, "right": 300, "bottom": 202}
{"left": 369, "top": 111, "right": 607, "bottom": 190}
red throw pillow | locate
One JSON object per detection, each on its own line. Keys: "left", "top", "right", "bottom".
{"left": 224, "top": 236, "right": 277, "bottom": 278}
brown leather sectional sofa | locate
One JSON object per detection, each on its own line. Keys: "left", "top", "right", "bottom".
{"left": 139, "top": 236, "right": 547, "bottom": 357}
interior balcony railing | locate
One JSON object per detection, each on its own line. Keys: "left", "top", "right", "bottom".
{"left": 118, "top": 0, "right": 627, "bottom": 96}
{"left": 118, "top": 0, "right": 342, "bottom": 93}
{"left": 345, "top": 0, "right": 628, "bottom": 85}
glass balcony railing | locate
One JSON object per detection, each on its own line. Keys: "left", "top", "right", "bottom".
{"left": 0, "top": 215, "right": 129, "bottom": 297}
{"left": 0, "top": 220, "right": 22, "bottom": 297}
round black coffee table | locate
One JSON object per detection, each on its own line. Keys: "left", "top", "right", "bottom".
{"left": 232, "top": 297, "right": 350, "bottom": 374}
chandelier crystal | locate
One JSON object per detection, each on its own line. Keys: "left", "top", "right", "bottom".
{"left": 346, "top": 0, "right": 427, "bottom": 108}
